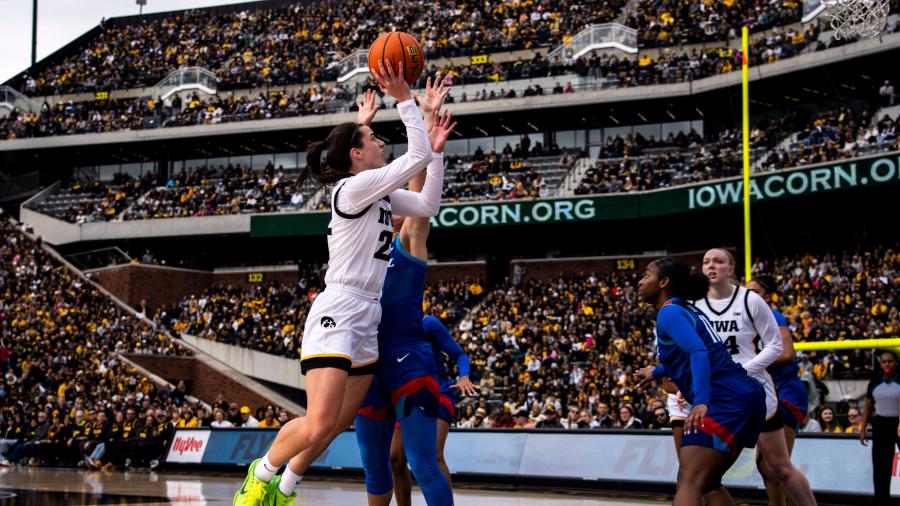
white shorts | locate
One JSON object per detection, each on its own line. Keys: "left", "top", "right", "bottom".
{"left": 299, "top": 285, "right": 381, "bottom": 375}
{"left": 667, "top": 393, "right": 691, "bottom": 421}
{"left": 750, "top": 371, "right": 779, "bottom": 420}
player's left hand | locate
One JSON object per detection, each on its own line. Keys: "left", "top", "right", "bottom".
{"left": 634, "top": 365, "right": 655, "bottom": 388}
{"left": 356, "top": 89, "right": 378, "bottom": 126}
{"left": 414, "top": 72, "right": 450, "bottom": 131}
{"left": 451, "top": 376, "right": 478, "bottom": 397}
{"left": 427, "top": 109, "right": 457, "bottom": 154}
{"left": 684, "top": 403, "right": 708, "bottom": 435}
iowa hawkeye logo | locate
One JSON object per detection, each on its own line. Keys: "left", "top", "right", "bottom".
{"left": 321, "top": 316, "right": 336, "bottom": 328}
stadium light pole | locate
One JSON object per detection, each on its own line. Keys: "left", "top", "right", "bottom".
{"left": 741, "top": 26, "right": 752, "bottom": 283}
{"left": 31, "top": 0, "right": 38, "bottom": 66}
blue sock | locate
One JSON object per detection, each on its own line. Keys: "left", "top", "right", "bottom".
{"left": 355, "top": 414, "right": 394, "bottom": 496}
{"left": 399, "top": 408, "right": 453, "bottom": 506}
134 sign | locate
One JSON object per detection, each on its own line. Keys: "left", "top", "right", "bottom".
{"left": 616, "top": 259, "right": 636, "bottom": 270}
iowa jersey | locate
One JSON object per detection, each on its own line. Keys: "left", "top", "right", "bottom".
{"left": 377, "top": 237, "right": 427, "bottom": 352}
{"left": 693, "top": 286, "right": 761, "bottom": 367}
{"left": 324, "top": 183, "right": 394, "bottom": 295}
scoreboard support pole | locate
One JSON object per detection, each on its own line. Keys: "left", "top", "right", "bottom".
{"left": 742, "top": 26, "right": 752, "bottom": 282}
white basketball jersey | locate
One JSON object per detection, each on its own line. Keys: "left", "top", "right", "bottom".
{"left": 693, "top": 286, "right": 760, "bottom": 367}
{"left": 323, "top": 179, "right": 394, "bottom": 295}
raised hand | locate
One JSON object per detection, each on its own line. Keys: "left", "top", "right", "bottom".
{"left": 414, "top": 72, "right": 450, "bottom": 131}
{"left": 427, "top": 109, "right": 457, "bottom": 154}
{"left": 450, "top": 375, "right": 479, "bottom": 397}
{"left": 370, "top": 59, "right": 411, "bottom": 103}
{"left": 356, "top": 89, "right": 378, "bottom": 126}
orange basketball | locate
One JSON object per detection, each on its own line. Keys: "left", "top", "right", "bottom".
{"left": 368, "top": 32, "right": 424, "bottom": 86}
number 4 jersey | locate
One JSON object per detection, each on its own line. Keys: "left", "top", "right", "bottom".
{"left": 694, "top": 285, "right": 782, "bottom": 419}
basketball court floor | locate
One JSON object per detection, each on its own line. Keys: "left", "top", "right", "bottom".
{"left": 0, "top": 466, "right": 673, "bottom": 505}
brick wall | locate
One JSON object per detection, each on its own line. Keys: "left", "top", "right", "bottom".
{"left": 125, "top": 354, "right": 299, "bottom": 415}
{"left": 88, "top": 264, "right": 304, "bottom": 313}
{"left": 426, "top": 261, "right": 487, "bottom": 283}
{"left": 511, "top": 250, "right": 714, "bottom": 283}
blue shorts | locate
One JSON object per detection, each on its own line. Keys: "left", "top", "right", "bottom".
{"left": 776, "top": 376, "right": 809, "bottom": 432}
{"left": 437, "top": 379, "right": 456, "bottom": 424}
{"left": 359, "top": 343, "right": 440, "bottom": 421}
{"left": 378, "top": 343, "right": 438, "bottom": 392}
{"left": 682, "top": 373, "right": 766, "bottom": 456}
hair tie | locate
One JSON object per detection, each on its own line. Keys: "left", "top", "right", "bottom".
{"left": 319, "top": 149, "right": 329, "bottom": 168}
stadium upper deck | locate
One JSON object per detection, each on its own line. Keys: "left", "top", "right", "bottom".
{"left": 6, "top": 0, "right": 811, "bottom": 96}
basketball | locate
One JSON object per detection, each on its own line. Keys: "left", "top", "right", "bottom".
{"left": 368, "top": 31, "right": 424, "bottom": 86}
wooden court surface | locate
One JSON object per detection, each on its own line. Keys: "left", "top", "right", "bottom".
{"left": 0, "top": 466, "right": 672, "bottom": 505}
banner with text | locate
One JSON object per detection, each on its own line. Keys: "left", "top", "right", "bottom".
{"left": 166, "top": 428, "right": 896, "bottom": 497}
{"left": 250, "top": 153, "right": 900, "bottom": 236}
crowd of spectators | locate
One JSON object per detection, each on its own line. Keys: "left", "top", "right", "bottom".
{"left": 625, "top": 0, "right": 802, "bottom": 48}
{"left": 22, "top": 0, "right": 897, "bottom": 98}
{"left": 15, "top": 0, "right": 627, "bottom": 96}
{"left": 0, "top": 217, "right": 304, "bottom": 469}
{"left": 7, "top": 16, "right": 897, "bottom": 142}
{"left": 2, "top": 23, "right": 829, "bottom": 141}
{"left": 575, "top": 106, "right": 900, "bottom": 195}
{"left": 31, "top": 172, "right": 157, "bottom": 224}
{"left": 0, "top": 217, "right": 200, "bottom": 469}
{"left": 447, "top": 245, "right": 895, "bottom": 429}
{"left": 2, "top": 85, "right": 354, "bottom": 140}
{"left": 25, "top": 101, "right": 900, "bottom": 224}
{"left": 158, "top": 272, "right": 324, "bottom": 357}
{"left": 122, "top": 162, "right": 314, "bottom": 220}
{"left": 158, "top": 276, "right": 484, "bottom": 359}
{"left": 442, "top": 143, "right": 576, "bottom": 202}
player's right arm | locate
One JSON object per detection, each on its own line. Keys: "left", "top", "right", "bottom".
{"left": 338, "top": 61, "right": 433, "bottom": 214}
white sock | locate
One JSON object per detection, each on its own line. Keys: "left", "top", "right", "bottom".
{"left": 254, "top": 454, "right": 278, "bottom": 483}
{"left": 278, "top": 467, "right": 303, "bottom": 497}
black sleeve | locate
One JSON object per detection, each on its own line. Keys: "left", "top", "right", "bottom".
{"left": 867, "top": 377, "right": 879, "bottom": 400}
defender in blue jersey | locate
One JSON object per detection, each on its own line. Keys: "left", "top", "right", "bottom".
{"left": 636, "top": 258, "right": 765, "bottom": 505}
{"left": 355, "top": 102, "right": 457, "bottom": 505}
{"left": 390, "top": 315, "right": 475, "bottom": 506}
{"left": 747, "top": 275, "right": 809, "bottom": 506}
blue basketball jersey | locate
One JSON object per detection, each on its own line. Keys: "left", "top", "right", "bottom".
{"left": 377, "top": 237, "right": 427, "bottom": 353}
{"left": 767, "top": 309, "right": 800, "bottom": 384}
{"left": 655, "top": 297, "right": 746, "bottom": 405}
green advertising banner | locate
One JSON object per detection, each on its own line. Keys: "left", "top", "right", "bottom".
{"left": 250, "top": 152, "right": 900, "bottom": 237}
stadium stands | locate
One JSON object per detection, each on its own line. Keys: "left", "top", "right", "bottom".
{"left": 23, "top": 102, "right": 900, "bottom": 222}
{"left": 155, "top": 244, "right": 896, "bottom": 430}
{"left": 159, "top": 277, "right": 484, "bottom": 359}
{"left": 0, "top": 218, "right": 195, "bottom": 468}
{"left": 574, "top": 107, "right": 900, "bottom": 195}
{"left": 4, "top": 0, "right": 898, "bottom": 141}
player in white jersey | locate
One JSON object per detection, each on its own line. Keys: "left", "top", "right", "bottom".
{"left": 696, "top": 248, "right": 817, "bottom": 506}
{"left": 233, "top": 61, "right": 456, "bottom": 506}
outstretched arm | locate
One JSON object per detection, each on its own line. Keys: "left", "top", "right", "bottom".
{"left": 657, "top": 307, "right": 712, "bottom": 406}
{"left": 390, "top": 109, "right": 456, "bottom": 218}
{"left": 337, "top": 61, "right": 432, "bottom": 214}
{"left": 424, "top": 316, "right": 477, "bottom": 396}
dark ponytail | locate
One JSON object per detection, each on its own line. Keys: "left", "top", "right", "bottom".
{"left": 299, "top": 122, "right": 364, "bottom": 187}
{"left": 655, "top": 256, "right": 709, "bottom": 301}
{"left": 753, "top": 274, "right": 778, "bottom": 296}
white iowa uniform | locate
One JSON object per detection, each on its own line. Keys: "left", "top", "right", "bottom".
{"left": 300, "top": 99, "right": 443, "bottom": 374}
{"left": 694, "top": 286, "right": 783, "bottom": 420}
